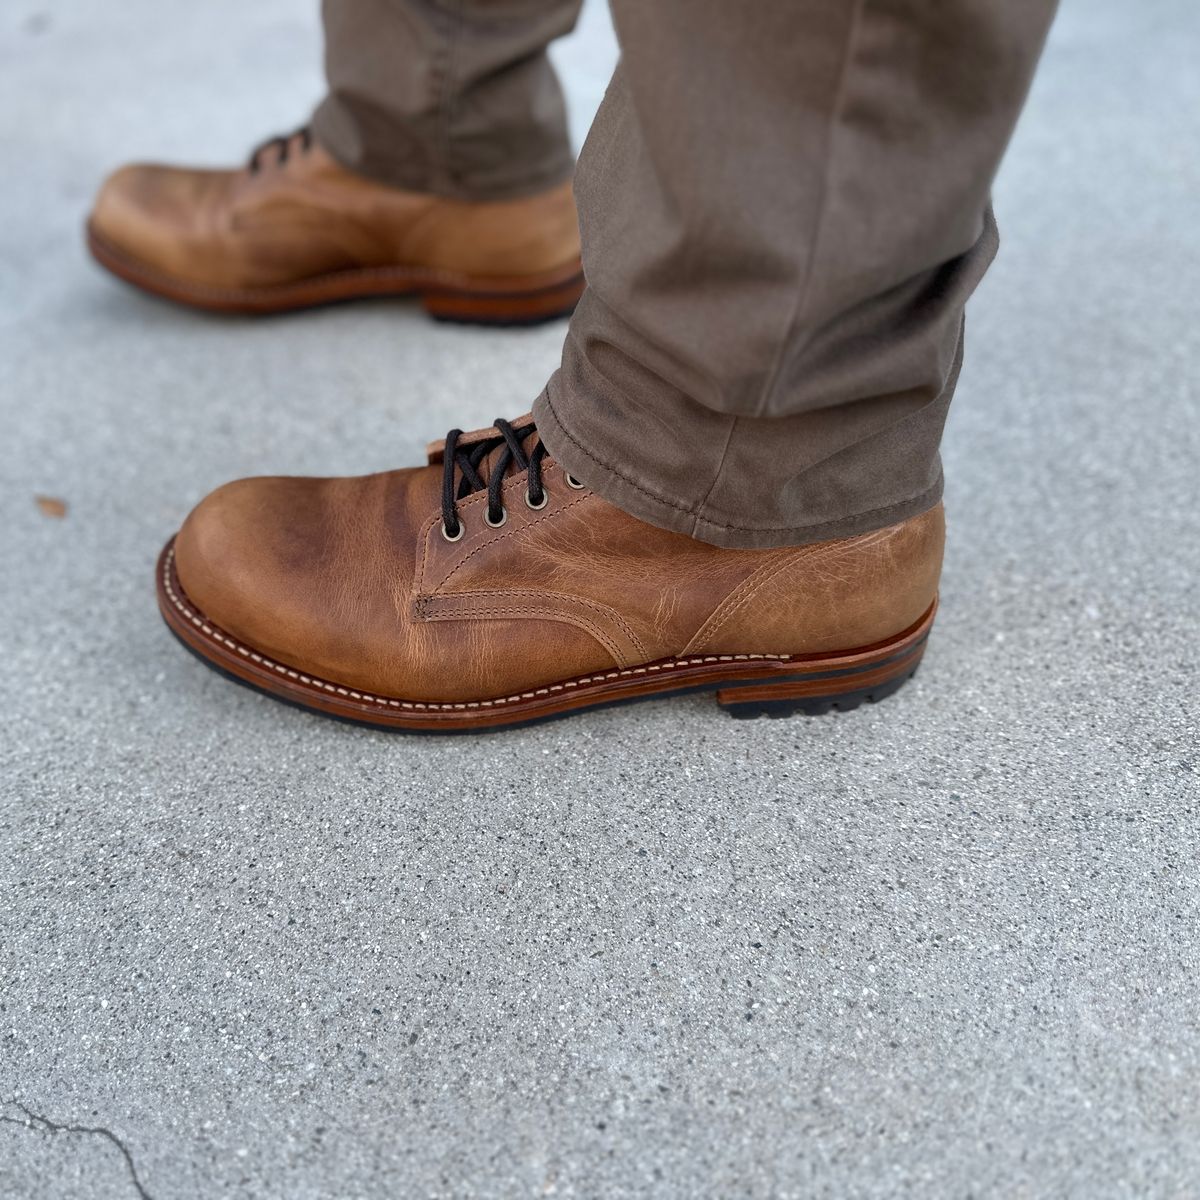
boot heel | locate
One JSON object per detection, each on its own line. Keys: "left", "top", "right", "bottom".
{"left": 715, "top": 640, "right": 928, "bottom": 720}
{"left": 420, "top": 269, "right": 585, "bottom": 326}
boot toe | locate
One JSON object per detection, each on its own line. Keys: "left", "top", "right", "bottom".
{"left": 170, "top": 471, "right": 425, "bottom": 694}
{"left": 89, "top": 162, "right": 226, "bottom": 280}
{"left": 90, "top": 164, "right": 171, "bottom": 262}
{"left": 173, "top": 476, "right": 313, "bottom": 667}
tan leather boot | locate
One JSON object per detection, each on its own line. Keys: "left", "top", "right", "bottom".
{"left": 157, "top": 417, "right": 944, "bottom": 731}
{"left": 87, "top": 129, "right": 583, "bottom": 323}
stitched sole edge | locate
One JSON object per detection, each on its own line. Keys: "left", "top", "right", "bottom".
{"left": 157, "top": 538, "right": 935, "bottom": 733}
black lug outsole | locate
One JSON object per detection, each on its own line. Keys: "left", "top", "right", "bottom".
{"left": 426, "top": 302, "right": 581, "bottom": 328}
{"left": 721, "top": 668, "right": 918, "bottom": 720}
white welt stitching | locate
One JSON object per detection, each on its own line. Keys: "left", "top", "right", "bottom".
{"left": 162, "top": 548, "right": 792, "bottom": 712}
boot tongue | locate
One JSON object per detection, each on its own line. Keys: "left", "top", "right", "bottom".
{"left": 425, "top": 412, "right": 535, "bottom": 470}
{"left": 474, "top": 428, "right": 542, "bottom": 490}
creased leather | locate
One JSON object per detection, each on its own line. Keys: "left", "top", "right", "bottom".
{"left": 90, "top": 143, "right": 580, "bottom": 289}
{"left": 173, "top": 425, "right": 945, "bottom": 704}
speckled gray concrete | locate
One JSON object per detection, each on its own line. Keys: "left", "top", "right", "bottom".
{"left": 2, "top": 2, "right": 1198, "bottom": 1198}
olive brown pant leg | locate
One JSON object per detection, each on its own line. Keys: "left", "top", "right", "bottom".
{"left": 312, "top": 0, "right": 583, "bottom": 200}
{"left": 535, "top": 0, "right": 1059, "bottom": 547}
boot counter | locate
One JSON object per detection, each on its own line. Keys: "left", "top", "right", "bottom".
{"left": 689, "top": 503, "right": 945, "bottom": 656}
{"left": 409, "top": 181, "right": 581, "bottom": 276}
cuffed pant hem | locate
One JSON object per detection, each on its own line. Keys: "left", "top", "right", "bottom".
{"left": 311, "top": 103, "right": 576, "bottom": 203}
{"left": 533, "top": 386, "right": 946, "bottom": 551}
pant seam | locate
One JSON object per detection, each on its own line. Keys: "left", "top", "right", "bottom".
{"left": 752, "top": 0, "right": 866, "bottom": 420}
{"left": 432, "top": 0, "right": 464, "bottom": 195}
{"left": 688, "top": 415, "right": 740, "bottom": 538}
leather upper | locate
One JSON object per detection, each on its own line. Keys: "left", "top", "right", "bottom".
{"left": 173, "top": 426, "right": 945, "bottom": 703}
{"left": 89, "top": 137, "right": 581, "bottom": 288}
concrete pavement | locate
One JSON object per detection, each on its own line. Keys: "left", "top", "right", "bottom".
{"left": 2, "top": 1, "right": 1198, "bottom": 1196}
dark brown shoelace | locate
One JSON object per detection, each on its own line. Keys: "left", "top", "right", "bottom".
{"left": 248, "top": 126, "right": 313, "bottom": 173}
{"left": 440, "top": 418, "right": 550, "bottom": 541}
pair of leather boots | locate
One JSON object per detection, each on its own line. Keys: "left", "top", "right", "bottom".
{"left": 92, "top": 131, "right": 943, "bottom": 732}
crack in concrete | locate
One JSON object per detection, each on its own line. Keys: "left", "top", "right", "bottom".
{"left": 0, "top": 1100, "right": 155, "bottom": 1200}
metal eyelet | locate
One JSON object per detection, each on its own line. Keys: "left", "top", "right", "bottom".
{"left": 524, "top": 488, "right": 548, "bottom": 511}
{"left": 441, "top": 519, "right": 464, "bottom": 543}
{"left": 485, "top": 506, "right": 508, "bottom": 528}
{"left": 565, "top": 474, "right": 585, "bottom": 490}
